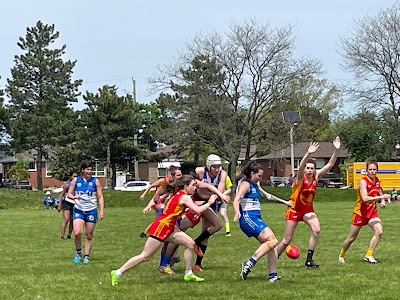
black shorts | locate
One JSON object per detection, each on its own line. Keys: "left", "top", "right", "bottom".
{"left": 210, "top": 201, "right": 223, "bottom": 213}
{"left": 61, "top": 201, "right": 75, "bottom": 211}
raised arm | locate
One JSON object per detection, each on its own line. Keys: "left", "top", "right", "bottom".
{"left": 297, "top": 142, "right": 319, "bottom": 182}
{"left": 316, "top": 136, "right": 341, "bottom": 179}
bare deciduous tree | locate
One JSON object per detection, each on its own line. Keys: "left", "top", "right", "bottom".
{"left": 339, "top": 2, "right": 400, "bottom": 145}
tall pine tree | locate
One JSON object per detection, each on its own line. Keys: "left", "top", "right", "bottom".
{"left": 6, "top": 21, "right": 81, "bottom": 189}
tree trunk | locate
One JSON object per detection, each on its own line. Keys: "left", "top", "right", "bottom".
{"left": 36, "top": 146, "right": 43, "bottom": 190}
{"left": 228, "top": 152, "right": 240, "bottom": 195}
{"left": 106, "top": 141, "right": 112, "bottom": 190}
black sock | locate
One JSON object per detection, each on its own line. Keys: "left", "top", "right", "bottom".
{"left": 195, "top": 245, "right": 207, "bottom": 266}
{"left": 306, "top": 250, "right": 314, "bottom": 262}
{"left": 194, "top": 230, "right": 212, "bottom": 246}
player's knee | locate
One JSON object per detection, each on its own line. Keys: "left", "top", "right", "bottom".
{"left": 266, "top": 236, "right": 278, "bottom": 248}
{"left": 85, "top": 233, "right": 93, "bottom": 241}
{"left": 312, "top": 227, "right": 320, "bottom": 236}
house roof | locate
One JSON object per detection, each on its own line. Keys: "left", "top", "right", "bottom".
{"left": 0, "top": 147, "right": 57, "bottom": 163}
{"left": 257, "top": 142, "right": 349, "bottom": 160}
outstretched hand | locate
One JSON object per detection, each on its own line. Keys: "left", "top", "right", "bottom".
{"left": 308, "top": 142, "right": 319, "bottom": 154}
{"left": 333, "top": 136, "right": 341, "bottom": 150}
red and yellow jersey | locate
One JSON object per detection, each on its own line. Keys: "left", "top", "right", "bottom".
{"left": 149, "top": 190, "right": 187, "bottom": 240}
{"left": 287, "top": 174, "right": 317, "bottom": 214}
{"left": 353, "top": 176, "right": 380, "bottom": 218}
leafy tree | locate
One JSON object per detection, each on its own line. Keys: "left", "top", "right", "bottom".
{"left": 152, "top": 20, "right": 322, "bottom": 181}
{"left": 339, "top": 2, "right": 400, "bottom": 146}
{"left": 333, "top": 110, "right": 392, "bottom": 161}
{"left": 80, "top": 85, "right": 142, "bottom": 189}
{"left": 49, "top": 144, "right": 82, "bottom": 181}
{"left": 6, "top": 21, "right": 81, "bottom": 190}
{"left": 8, "top": 155, "right": 29, "bottom": 180}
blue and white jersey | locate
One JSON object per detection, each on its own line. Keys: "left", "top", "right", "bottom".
{"left": 74, "top": 176, "right": 97, "bottom": 211}
{"left": 64, "top": 180, "right": 75, "bottom": 204}
{"left": 239, "top": 181, "right": 261, "bottom": 213}
{"left": 202, "top": 166, "right": 221, "bottom": 188}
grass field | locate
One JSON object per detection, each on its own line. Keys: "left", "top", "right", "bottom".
{"left": 1, "top": 188, "right": 399, "bottom": 299}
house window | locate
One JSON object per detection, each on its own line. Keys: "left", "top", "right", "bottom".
{"left": 93, "top": 161, "right": 106, "bottom": 177}
{"left": 28, "top": 162, "right": 36, "bottom": 171}
{"left": 266, "top": 161, "right": 271, "bottom": 168}
{"left": 315, "top": 159, "right": 325, "bottom": 169}
{"left": 293, "top": 159, "right": 301, "bottom": 169}
{"left": 158, "top": 168, "right": 167, "bottom": 178}
{"left": 45, "top": 161, "right": 52, "bottom": 177}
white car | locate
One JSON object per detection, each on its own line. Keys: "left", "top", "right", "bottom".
{"left": 114, "top": 181, "right": 154, "bottom": 192}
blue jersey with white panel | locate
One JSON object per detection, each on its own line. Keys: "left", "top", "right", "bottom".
{"left": 73, "top": 176, "right": 97, "bottom": 211}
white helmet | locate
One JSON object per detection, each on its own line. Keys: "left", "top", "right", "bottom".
{"left": 206, "top": 154, "right": 222, "bottom": 169}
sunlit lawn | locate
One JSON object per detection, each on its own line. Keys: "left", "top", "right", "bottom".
{"left": 0, "top": 188, "right": 399, "bottom": 299}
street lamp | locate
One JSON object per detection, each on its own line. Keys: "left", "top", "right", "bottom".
{"left": 282, "top": 111, "right": 302, "bottom": 176}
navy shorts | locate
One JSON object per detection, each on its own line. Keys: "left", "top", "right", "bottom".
{"left": 239, "top": 211, "right": 267, "bottom": 238}
{"left": 73, "top": 208, "right": 98, "bottom": 223}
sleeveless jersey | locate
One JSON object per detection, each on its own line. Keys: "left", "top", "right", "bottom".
{"left": 63, "top": 180, "right": 75, "bottom": 204}
{"left": 287, "top": 174, "right": 317, "bottom": 213}
{"left": 353, "top": 176, "right": 380, "bottom": 219}
{"left": 239, "top": 181, "right": 261, "bottom": 213}
{"left": 202, "top": 167, "right": 221, "bottom": 188}
{"left": 157, "top": 190, "right": 187, "bottom": 225}
{"left": 74, "top": 176, "right": 97, "bottom": 211}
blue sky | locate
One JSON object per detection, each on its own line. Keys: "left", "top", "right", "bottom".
{"left": 0, "top": 0, "right": 397, "bottom": 112}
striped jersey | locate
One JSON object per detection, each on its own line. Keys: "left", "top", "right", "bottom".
{"left": 74, "top": 176, "right": 97, "bottom": 211}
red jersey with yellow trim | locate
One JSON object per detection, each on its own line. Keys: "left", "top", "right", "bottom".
{"left": 287, "top": 174, "right": 317, "bottom": 214}
{"left": 153, "top": 177, "right": 169, "bottom": 197}
{"left": 353, "top": 176, "right": 380, "bottom": 219}
{"left": 148, "top": 190, "right": 187, "bottom": 240}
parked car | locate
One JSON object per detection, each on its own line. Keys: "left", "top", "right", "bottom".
{"left": 317, "top": 172, "right": 344, "bottom": 188}
{"left": 2, "top": 179, "right": 16, "bottom": 188}
{"left": 114, "top": 181, "right": 154, "bottom": 192}
{"left": 14, "top": 180, "right": 33, "bottom": 190}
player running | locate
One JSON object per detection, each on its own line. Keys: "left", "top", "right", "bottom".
{"left": 234, "top": 161, "right": 291, "bottom": 282}
{"left": 110, "top": 175, "right": 217, "bottom": 285}
{"left": 338, "top": 158, "right": 391, "bottom": 264}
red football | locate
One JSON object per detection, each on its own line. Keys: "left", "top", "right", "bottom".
{"left": 285, "top": 244, "right": 300, "bottom": 259}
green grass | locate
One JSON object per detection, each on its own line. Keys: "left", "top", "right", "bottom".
{"left": 0, "top": 188, "right": 398, "bottom": 299}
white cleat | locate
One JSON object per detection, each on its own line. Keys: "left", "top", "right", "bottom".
{"left": 363, "top": 255, "right": 377, "bottom": 264}
{"left": 338, "top": 257, "right": 345, "bottom": 264}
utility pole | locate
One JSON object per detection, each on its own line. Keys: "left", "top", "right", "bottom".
{"left": 132, "top": 78, "right": 139, "bottom": 180}
{"left": 282, "top": 111, "right": 301, "bottom": 177}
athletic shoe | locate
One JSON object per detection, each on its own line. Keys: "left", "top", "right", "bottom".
{"left": 305, "top": 260, "right": 319, "bottom": 268}
{"left": 338, "top": 257, "right": 345, "bottom": 264}
{"left": 269, "top": 275, "right": 281, "bottom": 283}
{"left": 83, "top": 257, "right": 89, "bottom": 264}
{"left": 241, "top": 262, "right": 251, "bottom": 280}
{"left": 192, "top": 264, "right": 203, "bottom": 272}
{"left": 139, "top": 232, "right": 147, "bottom": 238}
{"left": 158, "top": 265, "right": 175, "bottom": 275}
{"left": 364, "top": 255, "right": 377, "bottom": 264}
{"left": 225, "top": 233, "right": 232, "bottom": 237}
{"left": 110, "top": 270, "right": 119, "bottom": 286}
{"left": 73, "top": 255, "right": 81, "bottom": 263}
{"left": 193, "top": 245, "right": 204, "bottom": 257}
{"left": 66, "top": 235, "right": 71, "bottom": 239}
{"left": 183, "top": 273, "right": 204, "bottom": 282}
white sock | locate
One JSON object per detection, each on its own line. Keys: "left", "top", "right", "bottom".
{"left": 115, "top": 269, "right": 122, "bottom": 277}
{"left": 184, "top": 270, "right": 193, "bottom": 276}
